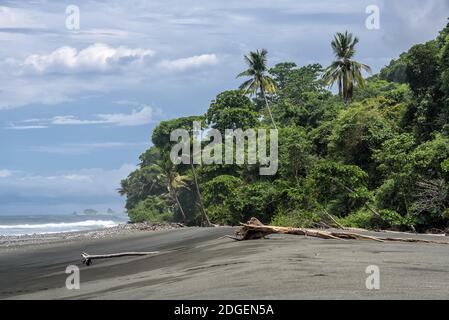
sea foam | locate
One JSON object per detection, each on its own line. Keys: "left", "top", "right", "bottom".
{"left": 0, "top": 219, "right": 119, "bottom": 236}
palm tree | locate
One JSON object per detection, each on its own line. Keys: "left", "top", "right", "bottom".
{"left": 237, "top": 49, "right": 278, "bottom": 129}
{"left": 150, "top": 158, "right": 190, "bottom": 223}
{"left": 322, "top": 31, "right": 372, "bottom": 103}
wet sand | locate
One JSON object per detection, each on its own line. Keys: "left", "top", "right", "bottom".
{"left": 1, "top": 227, "right": 449, "bottom": 300}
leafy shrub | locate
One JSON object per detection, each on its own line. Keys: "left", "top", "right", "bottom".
{"left": 203, "top": 175, "right": 243, "bottom": 207}
{"left": 127, "top": 196, "right": 174, "bottom": 223}
{"left": 339, "top": 209, "right": 413, "bottom": 230}
{"left": 338, "top": 210, "right": 376, "bottom": 229}
{"left": 227, "top": 182, "right": 279, "bottom": 223}
{"left": 306, "top": 160, "right": 371, "bottom": 217}
{"left": 271, "top": 210, "right": 320, "bottom": 228}
{"left": 379, "top": 209, "right": 412, "bottom": 228}
{"left": 206, "top": 206, "right": 237, "bottom": 226}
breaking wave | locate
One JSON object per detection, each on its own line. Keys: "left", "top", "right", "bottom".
{"left": 0, "top": 220, "right": 119, "bottom": 236}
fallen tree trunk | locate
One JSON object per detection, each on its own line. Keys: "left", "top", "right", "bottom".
{"left": 81, "top": 251, "right": 159, "bottom": 266}
{"left": 231, "top": 218, "right": 449, "bottom": 245}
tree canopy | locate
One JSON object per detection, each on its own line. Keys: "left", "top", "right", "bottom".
{"left": 120, "top": 22, "right": 449, "bottom": 232}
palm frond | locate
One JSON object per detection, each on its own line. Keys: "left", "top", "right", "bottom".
{"left": 239, "top": 78, "right": 257, "bottom": 95}
{"left": 237, "top": 69, "right": 254, "bottom": 78}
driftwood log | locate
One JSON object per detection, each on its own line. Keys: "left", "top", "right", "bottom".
{"left": 229, "top": 218, "right": 449, "bottom": 245}
{"left": 81, "top": 251, "right": 159, "bottom": 266}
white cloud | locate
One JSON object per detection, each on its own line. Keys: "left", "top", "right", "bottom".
{"left": 158, "top": 54, "right": 218, "bottom": 71}
{"left": 50, "top": 115, "right": 104, "bottom": 125}
{"left": 275, "top": 1, "right": 362, "bottom": 14}
{"left": 23, "top": 43, "right": 155, "bottom": 73}
{"left": 7, "top": 106, "right": 157, "bottom": 129}
{"left": 0, "top": 170, "right": 12, "bottom": 178}
{"left": 29, "top": 142, "right": 149, "bottom": 155}
{"left": 0, "top": 29, "right": 223, "bottom": 109}
{"left": 6, "top": 124, "right": 48, "bottom": 130}
{"left": 21, "top": 174, "right": 93, "bottom": 182}
{"left": 52, "top": 106, "right": 154, "bottom": 126}
{"left": 73, "top": 28, "right": 132, "bottom": 38}
{"left": 113, "top": 100, "right": 144, "bottom": 107}
{"left": 0, "top": 6, "right": 43, "bottom": 28}
{"left": 97, "top": 106, "right": 155, "bottom": 126}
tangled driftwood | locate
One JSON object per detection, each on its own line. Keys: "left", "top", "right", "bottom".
{"left": 81, "top": 251, "right": 159, "bottom": 266}
{"left": 227, "top": 218, "right": 449, "bottom": 244}
{"left": 80, "top": 219, "right": 448, "bottom": 266}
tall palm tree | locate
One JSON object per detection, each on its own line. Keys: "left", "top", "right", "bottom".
{"left": 238, "top": 49, "right": 278, "bottom": 129}
{"left": 322, "top": 31, "right": 372, "bottom": 103}
{"left": 150, "top": 158, "right": 190, "bottom": 223}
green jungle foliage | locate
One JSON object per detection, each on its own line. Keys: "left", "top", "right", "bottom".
{"left": 120, "top": 22, "right": 449, "bottom": 232}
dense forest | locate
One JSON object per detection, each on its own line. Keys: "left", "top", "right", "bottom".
{"left": 119, "top": 21, "right": 449, "bottom": 233}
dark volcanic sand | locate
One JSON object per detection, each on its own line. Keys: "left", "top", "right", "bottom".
{"left": 1, "top": 227, "right": 449, "bottom": 299}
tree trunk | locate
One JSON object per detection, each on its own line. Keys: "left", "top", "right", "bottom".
{"left": 168, "top": 184, "right": 187, "bottom": 223}
{"left": 230, "top": 218, "right": 449, "bottom": 244}
{"left": 261, "top": 88, "right": 277, "bottom": 130}
{"left": 190, "top": 160, "right": 212, "bottom": 227}
{"left": 342, "top": 72, "right": 354, "bottom": 105}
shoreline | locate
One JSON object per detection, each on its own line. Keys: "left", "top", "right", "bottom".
{"left": 2, "top": 227, "right": 449, "bottom": 299}
{"left": 2, "top": 220, "right": 447, "bottom": 250}
{"left": 0, "top": 222, "right": 185, "bottom": 250}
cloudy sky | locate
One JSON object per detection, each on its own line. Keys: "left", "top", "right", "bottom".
{"left": 0, "top": 0, "right": 448, "bottom": 214}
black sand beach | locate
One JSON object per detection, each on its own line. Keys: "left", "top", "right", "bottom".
{"left": 1, "top": 227, "right": 449, "bottom": 299}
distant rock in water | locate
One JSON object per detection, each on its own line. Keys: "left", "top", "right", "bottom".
{"left": 107, "top": 208, "right": 115, "bottom": 214}
{"left": 83, "top": 209, "right": 99, "bottom": 215}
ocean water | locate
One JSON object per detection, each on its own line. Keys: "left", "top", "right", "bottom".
{"left": 0, "top": 213, "right": 130, "bottom": 236}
